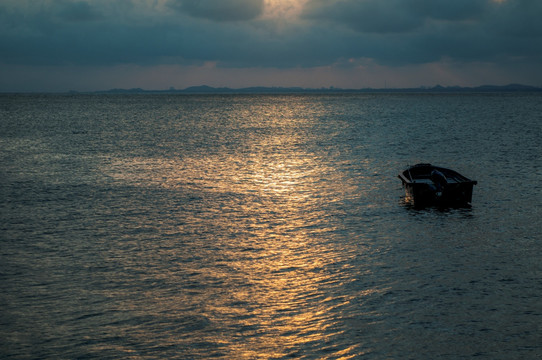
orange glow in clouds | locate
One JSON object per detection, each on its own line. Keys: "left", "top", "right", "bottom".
{"left": 263, "top": 0, "right": 308, "bottom": 19}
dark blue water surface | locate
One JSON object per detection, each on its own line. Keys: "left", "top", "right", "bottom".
{"left": 1, "top": 93, "right": 541, "bottom": 359}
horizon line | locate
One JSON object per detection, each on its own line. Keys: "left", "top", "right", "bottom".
{"left": 2, "top": 83, "right": 542, "bottom": 94}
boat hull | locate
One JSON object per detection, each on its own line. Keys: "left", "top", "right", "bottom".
{"left": 399, "top": 164, "right": 477, "bottom": 208}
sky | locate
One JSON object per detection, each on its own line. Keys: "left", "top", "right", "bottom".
{"left": 1, "top": 0, "right": 541, "bottom": 92}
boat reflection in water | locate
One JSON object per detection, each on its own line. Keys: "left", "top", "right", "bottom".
{"left": 398, "top": 163, "right": 477, "bottom": 208}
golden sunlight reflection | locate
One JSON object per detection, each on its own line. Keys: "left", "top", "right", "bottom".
{"left": 98, "top": 101, "right": 372, "bottom": 358}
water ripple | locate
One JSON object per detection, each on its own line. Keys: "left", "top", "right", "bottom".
{"left": 1, "top": 94, "right": 541, "bottom": 359}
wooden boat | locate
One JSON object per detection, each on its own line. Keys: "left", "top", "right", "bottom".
{"left": 398, "top": 163, "right": 477, "bottom": 207}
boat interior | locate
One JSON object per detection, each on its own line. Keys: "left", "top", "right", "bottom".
{"left": 403, "top": 166, "right": 468, "bottom": 184}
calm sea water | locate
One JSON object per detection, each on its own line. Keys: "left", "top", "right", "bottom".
{"left": 1, "top": 93, "right": 541, "bottom": 359}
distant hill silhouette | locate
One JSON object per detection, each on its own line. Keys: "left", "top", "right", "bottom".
{"left": 93, "top": 84, "right": 542, "bottom": 94}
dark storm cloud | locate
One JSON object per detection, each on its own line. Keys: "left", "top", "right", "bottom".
{"left": 303, "top": 0, "right": 420, "bottom": 34}
{"left": 302, "top": 0, "right": 490, "bottom": 34}
{"left": 303, "top": 0, "right": 542, "bottom": 64}
{"left": 170, "top": 0, "right": 264, "bottom": 22}
{"left": 0, "top": 0, "right": 541, "bottom": 76}
{"left": 58, "top": 1, "right": 103, "bottom": 22}
{"left": 492, "top": 0, "right": 542, "bottom": 38}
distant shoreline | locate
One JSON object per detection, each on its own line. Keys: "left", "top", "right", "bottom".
{"left": 3, "top": 84, "right": 542, "bottom": 95}
{"left": 83, "top": 83, "right": 542, "bottom": 94}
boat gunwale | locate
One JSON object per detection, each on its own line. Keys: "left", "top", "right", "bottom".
{"left": 398, "top": 164, "right": 477, "bottom": 186}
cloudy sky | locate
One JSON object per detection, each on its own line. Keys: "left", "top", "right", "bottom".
{"left": 1, "top": 0, "right": 541, "bottom": 91}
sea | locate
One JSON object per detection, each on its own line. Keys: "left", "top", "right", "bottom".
{"left": 1, "top": 92, "right": 541, "bottom": 359}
